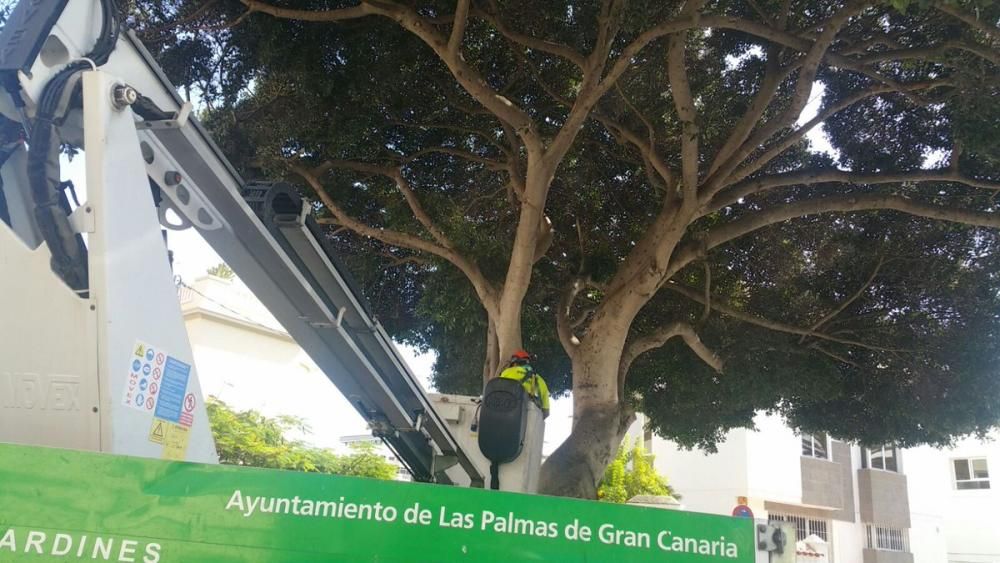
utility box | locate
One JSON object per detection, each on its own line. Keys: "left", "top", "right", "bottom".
{"left": 756, "top": 521, "right": 796, "bottom": 563}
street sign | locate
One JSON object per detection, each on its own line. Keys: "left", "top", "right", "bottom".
{"left": 0, "top": 443, "right": 754, "bottom": 562}
{"left": 732, "top": 504, "right": 754, "bottom": 518}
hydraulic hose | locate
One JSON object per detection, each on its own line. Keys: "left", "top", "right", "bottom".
{"left": 26, "top": 0, "right": 123, "bottom": 292}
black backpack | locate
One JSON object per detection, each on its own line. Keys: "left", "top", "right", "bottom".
{"left": 477, "top": 376, "right": 530, "bottom": 489}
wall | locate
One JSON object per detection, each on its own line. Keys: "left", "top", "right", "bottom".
{"left": 858, "top": 469, "right": 911, "bottom": 528}
{"left": 833, "top": 519, "right": 864, "bottom": 563}
{"left": 912, "top": 434, "right": 1000, "bottom": 563}
{"left": 903, "top": 446, "right": 949, "bottom": 563}
{"left": 180, "top": 276, "right": 369, "bottom": 450}
{"left": 649, "top": 426, "right": 750, "bottom": 516}
{"left": 746, "top": 413, "right": 804, "bottom": 510}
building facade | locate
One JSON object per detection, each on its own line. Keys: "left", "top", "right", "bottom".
{"left": 630, "top": 413, "right": 999, "bottom": 563}
{"left": 178, "top": 274, "right": 370, "bottom": 450}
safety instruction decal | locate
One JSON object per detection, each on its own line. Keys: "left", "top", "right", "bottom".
{"left": 153, "top": 356, "right": 191, "bottom": 424}
{"left": 148, "top": 417, "right": 190, "bottom": 459}
{"left": 149, "top": 418, "right": 166, "bottom": 444}
{"left": 121, "top": 340, "right": 166, "bottom": 412}
{"left": 161, "top": 422, "right": 191, "bottom": 460}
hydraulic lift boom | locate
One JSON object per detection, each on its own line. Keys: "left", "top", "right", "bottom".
{"left": 0, "top": 0, "right": 483, "bottom": 486}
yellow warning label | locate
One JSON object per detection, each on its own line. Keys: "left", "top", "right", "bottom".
{"left": 135, "top": 343, "right": 146, "bottom": 358}
{"left": 149, "top": 419, "right": 165, "bottom": 444}
{"left": 162, "top": 423, "right": 190, "bottom": 461}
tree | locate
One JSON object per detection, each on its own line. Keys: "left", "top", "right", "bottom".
{"left": 598, "top": 438, "right": 677, "bottom": 504}
{"left": 136, "top": 0, "right": 1000, "bottom": 497}
{"left": 207, "top": 397, "right": 398, "bottom": 480}
{"left": 206, "top": 263, "right": 236, "bottom": 280}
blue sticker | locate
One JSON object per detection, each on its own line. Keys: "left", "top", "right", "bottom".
{"left": 154, "top": 356, "right": 190, "bottom": 423}
{"left": 139, "top": 379, "right": 148, "bottom": 391}
{"left": 142, "top": 364, "right": 151, "bottom": 376}
{"left": 146, "top": 349, "right": 155, "bottom": 362}
{"left": 132, "top": 360, "right": 142, "bottom": 372}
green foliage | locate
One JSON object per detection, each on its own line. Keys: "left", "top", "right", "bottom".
{"left": 207, "top": 398, "right": 398, "bottom": 480}
{"left": 136, "top": 1, "right": 1000, "bottom": 454}
{"left": 206, "top": 263, "right": 235, "bottom": 280}
{"left": 597, "top": 438, "right": 676, "bottom": 504}
{"left": 889, "top": 0, "right": 994, "bottom": 14}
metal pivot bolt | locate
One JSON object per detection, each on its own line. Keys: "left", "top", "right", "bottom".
{"left": 112, "top": 84, "right": 138, "bottom": 110}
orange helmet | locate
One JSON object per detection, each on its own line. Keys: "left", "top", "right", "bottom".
{"left": 510, "top": 349, "right": 531, "bottom": 361}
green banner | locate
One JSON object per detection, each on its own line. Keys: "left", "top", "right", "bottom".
{"left": 0, "top": 443, "right": 754, "bottom": 562}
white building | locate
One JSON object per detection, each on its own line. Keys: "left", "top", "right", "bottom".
{"left": 178, "top": 274, "right": 370, "bottom": 451}
{"left": 630, "top": 413, "right": 1000, "bottom": 563}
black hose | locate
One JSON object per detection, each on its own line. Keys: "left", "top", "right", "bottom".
{"left": 26, "top": 0, "right": 123, "bottom": 292}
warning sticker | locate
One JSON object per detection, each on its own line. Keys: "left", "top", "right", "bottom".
{"left": 122, "top": 340, "right": 166, "bottom": 413}
{"left": 162, "top": 423, "right": 190, "bottom": 460}
{"left": 179, "top": 393, "right": 196, "bottom": 427}
{"left": 148, "top": 418, "right": 166, "bottom": 444}
{"left": 153, "top": 356, "right": 191, "bottom": 423}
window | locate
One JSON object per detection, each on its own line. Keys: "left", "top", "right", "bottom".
{"left": 865, "top": 524, "right": 909, "bottom": 552}
{"left": 954, "top": 458, "right": 990, "bottom": 490}
{"left": 802, "top": 433, "right": 829, "bottom": 459}
{"left": 769, "top": 512, "right": 829, "bottom": 542}
{"left": 864, "top": 445, "right": 899, "bottom": 472}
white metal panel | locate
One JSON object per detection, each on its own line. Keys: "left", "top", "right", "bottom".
{"left": 82, "top": 71, "right": 216, "bottom": 463}
{"left": 0, "top": 222, "right": 100, "bottom": 450}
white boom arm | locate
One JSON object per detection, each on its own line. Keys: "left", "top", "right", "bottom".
{"left": 0, "top": 0, "right": 484, "bottom": 486}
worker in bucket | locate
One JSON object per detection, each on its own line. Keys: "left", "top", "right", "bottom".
{"left": 498, "top": 350, "right": 550, "bottom": 419}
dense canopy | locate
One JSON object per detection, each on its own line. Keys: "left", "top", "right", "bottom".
{"left": 131, "top": 0, "right": 1000, "bottom": 496}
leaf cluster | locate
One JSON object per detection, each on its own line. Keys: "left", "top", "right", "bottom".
{"left": 207, "top": 397, "right": 399, "bottom": 479}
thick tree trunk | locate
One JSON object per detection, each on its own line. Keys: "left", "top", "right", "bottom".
{"left": 538, "top": 400, "right": 635, "bottom": 498}
{"left": 482, "top": 317, "right": 499, "bottom": 385}
{"left": 538, "top": 339, "right": 632, "bottom": 498}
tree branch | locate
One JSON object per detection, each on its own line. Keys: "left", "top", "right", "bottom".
{"left": 398, "top": 146, "right": 508, "bottom": 170}
{"left": 475, "top": 2, "right": 587, "bottom": 69}
{"left": 614, "top": 83, "right": 657, "bottom": 155}
{"left": 702, "top": 1, "right": 867, "bottom": 195}
{"left": 242, "top": 0, "right": 540, "bottom": 150}
{"left": 448, "top": 0, "right": 471, "bottom": 56}
{"left": 709, "top": 169, "right": 1000, "bottom": 213}
{"left": 590, "top": 0, "right": 629, "bottom": 69}
{"left": 618, "top": 322, "right": 723, "bottom": 393}
{"left": 240, "top": 0, "right": 372, "bottom": 21}
{"left": 391, "top": 120, "right": 511, "bottom": 158}
{"left": 592, "top": 108, "right": 675, "bottom": 190}
{"left": 668, "top": 193, "right": 1000, "bottom": 287}
{"left": 291, "top": 162, "right": 498, "bottom": 310}
{"left": 855, "top": 41, "right": 1000, "bottom": 67}
{"left": 706, "top": 51, "right": 798, "bottom": 179}
{"left": 665, "top": 282, "right": 906, "bottom": 353}
{"left": 705, "top": 194, "right": 1000, "bottom": 252}
{"left": 934, "top": 2, "right": 1000, "bottom": 43}
{"left": 316, "top": 158, "right": 470, "bottom": 256}
{"left": 809, "top": 343, "right": 860, "bottom": 368}
{"left": 799, "top": 254, "right": 884, "bottom": 344}
{"left": 557, "top": 278, "right": 586, "bottom": 352}
{"left": 667, "top": 28, "right": 700, "bottom": 202}
{"left": 700, "top": 262, "right": 711, "bottom": 325}
{"left": 721, "top": 81, "right": 953, "bottom": 190}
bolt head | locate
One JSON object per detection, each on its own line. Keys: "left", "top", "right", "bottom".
{"left": 112, "top": 85, "right": 138, "bottom": 109}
